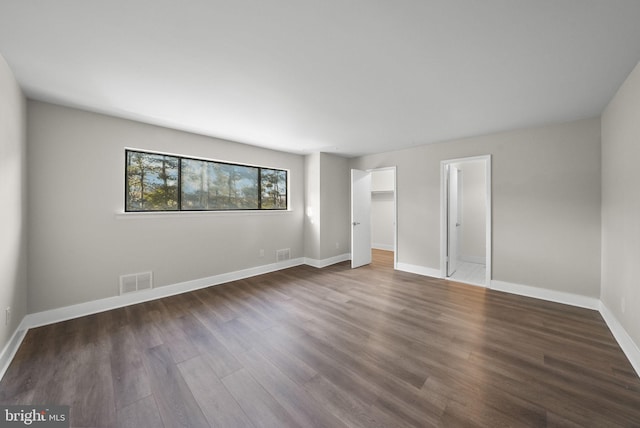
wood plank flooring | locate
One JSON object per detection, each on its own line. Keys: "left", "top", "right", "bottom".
{"left": 2, "top": 249, "right": 640, "bottom": 427}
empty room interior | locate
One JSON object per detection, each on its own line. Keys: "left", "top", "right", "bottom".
{"left": 2, "top": 1, "right": 640, "bottom": 427}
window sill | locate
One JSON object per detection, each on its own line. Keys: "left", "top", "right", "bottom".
{"left": 115, "top": 210, "right": 293, "bottom": 220}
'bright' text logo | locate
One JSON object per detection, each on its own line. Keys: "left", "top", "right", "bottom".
{"left": 4, "top": 409, "right": 46, "bottom": 425}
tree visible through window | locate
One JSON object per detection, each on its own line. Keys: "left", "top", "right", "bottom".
{"left": 126, "top": 150, "right": 288, "bottom": 212}
{"left": 181, "top": 159, "right": 259, "bottom": 210}
{"left": 126, "top": 151, "right": 179, "bottom": 211}
{"left": 260, "top": 169, "right": 287, "bottom": 209}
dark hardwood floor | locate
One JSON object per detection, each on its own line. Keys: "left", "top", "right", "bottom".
{"left": 2, "top": 249, "right": 640, "bottom": 427}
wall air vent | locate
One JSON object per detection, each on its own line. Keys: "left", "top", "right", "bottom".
{"left": 276, "top": 248, "right": 291, "bottom": 262}
{"left": 119, "top": 271, "right": 153, "bottom": 295}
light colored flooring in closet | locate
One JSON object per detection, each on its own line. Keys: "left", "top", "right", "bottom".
{"left": 449, "top": 260, "right": 486, "bottom": 286}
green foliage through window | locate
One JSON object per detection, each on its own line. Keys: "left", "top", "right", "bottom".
{"left": 260, "top": 169, "right": 287, "bottom": 209}
{"left": 126, "top": 150, "right": 287, "bottom": 212}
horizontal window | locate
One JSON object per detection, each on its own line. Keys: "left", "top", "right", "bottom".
{"left": 125, "top": 150, "right": 288, "bottom": 212}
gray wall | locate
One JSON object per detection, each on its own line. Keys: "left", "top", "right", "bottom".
{"left": 27, "top": 101, "right": 305, "bottom": 313}
{"left": 0, "top": 55, "right": 27, "bottom": 349}
{"left": 21, "top": 101, "right": 602, "bottom": 314}
{"left": 319, "top": 153, "right": 350, "bottom": 259}
{"left": 601, "top": 62, "right": 640, "bottom": 347}
{"left": 304, "top": 153, "right": 350, "bottom": 261}
{"left": 351, "top": 118, "right": 601, "bottom": 297}
{"left": 304, "top": 153, "right": 321, "bottom": 260}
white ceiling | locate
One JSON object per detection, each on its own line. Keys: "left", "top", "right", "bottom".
{"left": 1, "top": 1, "right": 640, "bottom": 157}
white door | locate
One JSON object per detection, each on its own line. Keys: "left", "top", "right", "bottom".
{"left": 351, "top": 169, "right": 372, "bottom": 268}
{"left": 447, "top": 166, "right": 461, "bottom": 276}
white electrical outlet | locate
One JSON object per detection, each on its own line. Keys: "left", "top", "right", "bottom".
{"left": 259, "top": 249, "right": 265, "bottom": 257}
{"left": 5, "top": 307, "right": 11, "bottom": 326}
{"left": 336, "top": 242, "right": 340, "bottom": 249}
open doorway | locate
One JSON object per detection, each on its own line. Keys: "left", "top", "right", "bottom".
{"left": 350, "top": 167, "right": 397, "bottom": 269}
{"left": 371, "top": 167, "right": 396, "bottom": 268}
{"left": 440, "top": 156, "right": 491, "bottom": 286}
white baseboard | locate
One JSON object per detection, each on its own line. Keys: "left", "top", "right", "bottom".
{"left": 490, "top": 280, "right": 599, "bottom": 310}
{"left": 22, "top": 257, "right": 305, "bottom": 330}
{"left": 0, "top": 256, "right": 324, "bottom": 380}
{"left": 396, "top": 262, "right": 442, "bottom": 279}
{"left": 3, "top": 259, "right": 639, "bottom": 384}
{"left": 372, "top": 243, "right": 394, "bottom": 251}
{"left": 459, "top": 255, "right": 486, "bottom": 264}
{"left": 0, "top": 322, "right": 29, "bottom": 382}
{"left": 304, "top": 253, "right": 351, "bottom": 268}
{"left": 599, "top": 302, "right": 640, "bottom": 377}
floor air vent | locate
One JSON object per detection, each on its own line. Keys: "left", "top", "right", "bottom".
{"left": 276, "top": 248, "right": 291, "bottom": 262}
{"left": 119, "top": 271, "right": 153, "bottom": 295}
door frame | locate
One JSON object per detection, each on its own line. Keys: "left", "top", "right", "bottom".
{"left": 446, "top": 165, "right": 461, "bottom": 277}
{"left": 439, "top": 155, "right": 492, "bottom": 286}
